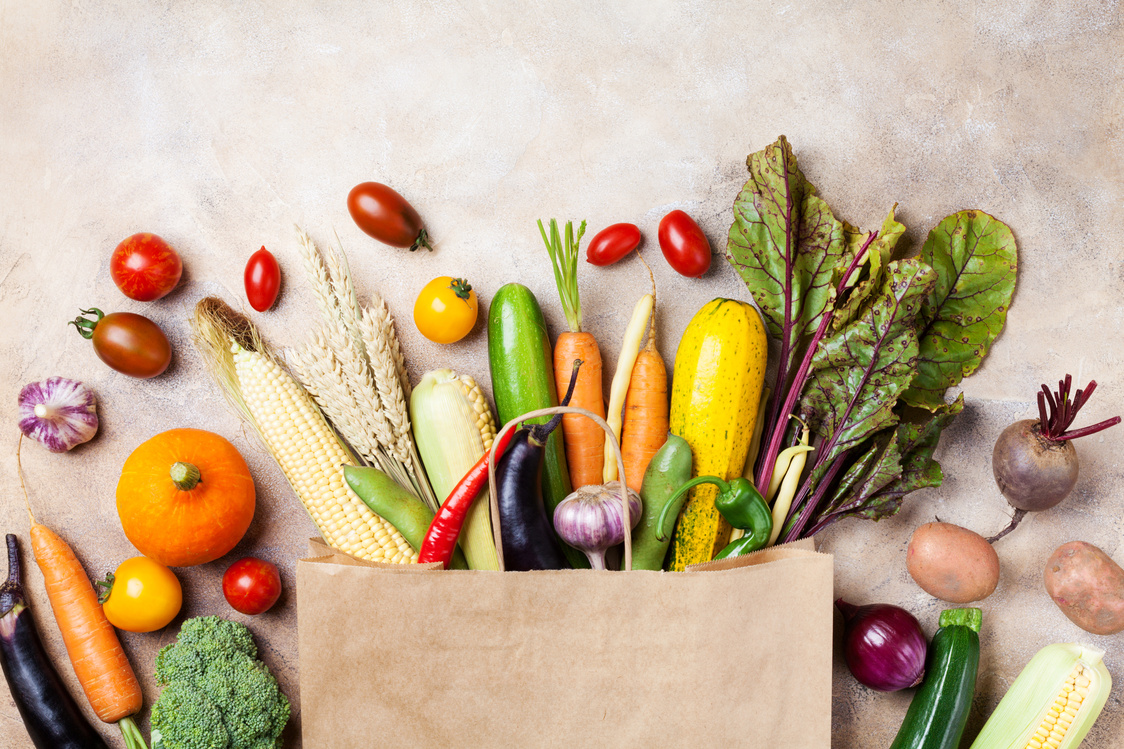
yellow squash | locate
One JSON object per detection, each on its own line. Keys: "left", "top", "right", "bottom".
{"left": 668, "top": 299, "right": 767, "bottom": 570}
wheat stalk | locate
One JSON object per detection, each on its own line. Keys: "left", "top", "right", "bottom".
{"left": 292, "top": 226, "right": 438, "bottom": 511}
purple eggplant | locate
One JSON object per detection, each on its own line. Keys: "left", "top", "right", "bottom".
{"left": 0, "top": 534, "right": 109, "bottom": 749}
{"left": 496, "top": 361, "right": 581, "bottom": 571}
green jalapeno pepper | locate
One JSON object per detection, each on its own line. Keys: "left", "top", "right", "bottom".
{"left": 656, "top": 475, "right": 772, "bottom": 560}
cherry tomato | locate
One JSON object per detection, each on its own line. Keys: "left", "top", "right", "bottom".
{"left": 244, "top": 246, "right": 281, "bottom": 312}
{"left": 109, "top": 233, "right": 183, "bottom": 301}
{"left": 657, "top": 210, "right": 711, "bottom": 278}
{"left": 99, "top": 557, "right": 182, "bottom": 633}
{"left": 413, "top": 276, "right": 478, "bottom": 344}
{"left": 347, "top": 182, "right": 432, "bottom": 251}
{"left": 69, "top": 308, "right": 172, "bottom": 378}
{"left": 586, "top": 223, "right": 642, "bottom": 266}
{"left": 222, "top": 557, "right": 282, "bottom": 615}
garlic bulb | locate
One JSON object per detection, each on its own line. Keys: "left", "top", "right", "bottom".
{"left": 18, "top": 377, "right": 98, "bottom": 452}
{"left": 553, "top": 481, "right": 642, "bottom": 570}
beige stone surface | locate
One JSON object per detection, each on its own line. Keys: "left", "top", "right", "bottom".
{"left": 2, "top": 1, "right": 1123, "bottom": 746}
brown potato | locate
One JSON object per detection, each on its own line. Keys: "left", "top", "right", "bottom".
{"left": 1044, "top": 541, "right": 1124, "bottom": 635}
{"left": 907, "top": 522, "right": 1000, "bottom": 603}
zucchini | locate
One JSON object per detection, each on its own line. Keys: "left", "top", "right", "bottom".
{"left": 487, "top": 283, "right": 585, "bottom": 568}
{"left": 667, "top": 298, "right": 767, "bottom": 570}
{"left": 890, "top": 607, "right": 982, "bottom": 749}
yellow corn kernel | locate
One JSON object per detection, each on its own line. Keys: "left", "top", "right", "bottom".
{"left": 971, "top": 644, "right": 1109, "bottom": 749}
{"left": 410, "top": 369, "right": 499, "bottom": 570}
{"left": 232, "top": 343, "right": 416, "bottom": 564}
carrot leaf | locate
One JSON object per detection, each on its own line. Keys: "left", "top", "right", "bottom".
{"left": 539, "top": 218, "right": 587, "bottom": 333}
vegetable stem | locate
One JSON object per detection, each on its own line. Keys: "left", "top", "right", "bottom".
{"left": 754, "top": 232, "right": 877, "bottom": 497}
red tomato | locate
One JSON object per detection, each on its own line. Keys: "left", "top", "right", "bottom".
{"left": 657, "top": 210, "right": 711, "bottom": 278}
{"left": 222, "top": 557, "right": 282, "bottom": 615}
{"left": 244, "top": 246, "right": 281, "bottom": 312}
{"left": 586, "top": 223, "right": 642, "bottom": 266}
{"left": 70, "top": 308, "right": 172, "bottom": 378}
{"left": 347, "top": 182, "right": 432, "bottom": 251}
{"left": 110, "top": 233, "right": 183, "bottom": 301}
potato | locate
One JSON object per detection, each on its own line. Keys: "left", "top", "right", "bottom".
{"left": 907, "top": 522, "right": 1000, "bottom": 603}
{"left": 1044, "top": 541, "right": 1124, "bottom": 635}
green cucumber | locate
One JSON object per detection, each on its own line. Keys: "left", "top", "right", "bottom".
{"left": 890, "top": 608, "right": 982, "bottom": 749}
{"left": 487, "top": 283, "right": 585, "bottom": 568}
{"left": 630, "top": 435, "right": 693, "bottom": 570}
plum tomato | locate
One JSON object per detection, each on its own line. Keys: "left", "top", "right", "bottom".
{"left": 110, "top": 233, "right": 183, "bottom": 301}
{"left": 657, "top": 210, "right": 711, "bottom": 277}
{"left": 586, "top": 223, "right": 642, "bottom": 266}
{"left": 98, "top": 557, "right": 182, "bottom": 633}
{"left": 69, "top": 308, "right": 172, "bottom": 378}
{"left": 414, "top": 276, "right": 478, "bottom": 344}
{"left": 347, "top": 182, "right": 432, "bottom": 251}
{"left": 244, "top": 246, "right": 281, "bottom": 312}
{"left": 222, "top": 557, "right": 282, "bottom": 616}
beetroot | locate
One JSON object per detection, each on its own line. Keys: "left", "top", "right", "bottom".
{"left": 990, "top": 375, "right": 1120, "bottom": 541}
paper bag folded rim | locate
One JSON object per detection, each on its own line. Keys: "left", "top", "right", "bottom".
{"left": 303, "top": 535, "right": 819, "bottom": 572}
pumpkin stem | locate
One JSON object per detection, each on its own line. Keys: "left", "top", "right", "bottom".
{"left": 170, "top": 461, "right": 202, "bottom": 491}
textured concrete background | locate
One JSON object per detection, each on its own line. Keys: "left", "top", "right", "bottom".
{"left": 2, "top": 1, "right": 1123, "bottom": 746}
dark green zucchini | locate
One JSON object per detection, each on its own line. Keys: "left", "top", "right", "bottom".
{"left": 889, "top": 607, "right": 982, "bottom": 749}
{"left": 487, "top": 283, "right": 586, "bottom": 568}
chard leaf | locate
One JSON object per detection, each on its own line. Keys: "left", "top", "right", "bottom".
{"left": 831, "top": 394, "right": 964, "bottom": 523}
{"left": 726, "top": 136, "right": 845, "bottom": 372}
{"left": 802, "top": 259, "right": 937, "bottom": 467}
{"left": 831, "top": 205, "right": 906, "bottom": 332}
{"left": 823, "top": 431, "right": 902, "bottom": 516}
{"left": 903, "top": 210, "right": 1018, "bottom": 409}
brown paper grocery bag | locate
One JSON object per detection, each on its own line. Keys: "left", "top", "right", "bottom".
{"left": 297, "top": 542, "right": 833, "bottom": 748}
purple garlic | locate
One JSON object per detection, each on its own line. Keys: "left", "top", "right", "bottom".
{"left": 18, "top": 377, "right": 98, "bottom": 452}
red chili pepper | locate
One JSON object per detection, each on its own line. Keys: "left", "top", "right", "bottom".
{"left": 418, "top": 428, "right": 515, "bottom": 569}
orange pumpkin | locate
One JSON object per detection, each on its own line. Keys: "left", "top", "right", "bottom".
{"left": 116, "top": 428, "right": 255, "bottom": 567}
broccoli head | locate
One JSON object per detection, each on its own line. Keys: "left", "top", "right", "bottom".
{"left": 151, "top": 616, "right": 290, "bottom": 749}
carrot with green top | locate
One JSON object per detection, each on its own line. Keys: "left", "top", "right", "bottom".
{"left": 540, "top": 218, "right": 607, "bottom": 490}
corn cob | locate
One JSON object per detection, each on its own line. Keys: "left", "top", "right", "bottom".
{"left": 410, "top": 369, "right": 499, "bottom": 570}
{"left": 970, "top": 643, "right": 1111, "bottom": 749}
{"left": 192, "top": 297, "right": 415, "bottom": 564}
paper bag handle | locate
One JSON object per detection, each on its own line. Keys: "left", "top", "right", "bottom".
{"left": 486, "top": 406, "right": 631, "bottom": 572}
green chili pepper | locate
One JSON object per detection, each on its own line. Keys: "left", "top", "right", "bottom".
{"left": 656, "top": 475, "right": 772, "bottom": 559}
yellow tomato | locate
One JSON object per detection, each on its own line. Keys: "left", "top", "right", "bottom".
{"left": 413, "top": 276, "right": 478, "bottom": 344}
{"left": 99, "top": 556, "right": 182, "bottom": 633}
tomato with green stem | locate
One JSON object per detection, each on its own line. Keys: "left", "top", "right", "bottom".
{"left": 69, "top": 308, "right": 172, "bottom": 378}
{"left": 347, "top": 182, "right": 432, "bottom": 251}
{"left": 413, "top": 277, "right": 478, "bottom": 343}
{"left": 97, "top": 557, "right": 182, "bottom": 633}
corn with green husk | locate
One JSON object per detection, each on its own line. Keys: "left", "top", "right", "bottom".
{"left": 970, "top": 643, "right": 1111, "bottom": 749}
{"left": 191, "top": 297, "right": 416, "bottom": 564}
{"left": 410, "top": 370, "right": 499, "bottom": 570}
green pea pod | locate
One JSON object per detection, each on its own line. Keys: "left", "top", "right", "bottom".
{"left": 344, "top": 466, "right": 468, "bottom": 569}
{"left": 630, "top": 435, "right": 693, "bottom": 570}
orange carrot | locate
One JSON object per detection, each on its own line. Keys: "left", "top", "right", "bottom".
{"left": 29, "top": 523, "right": 143, "bottom": 723}
{"left": 621, "top": 336, "right": 669, "bottom": 492}
{"left": 17, "top": 437, "right": 146, "bottom": 748}
{"left": 554, "top": 332, "right": 606, "bottom": 487}
{"left": 541, "top": 218, "right": 606, "bottom": 488}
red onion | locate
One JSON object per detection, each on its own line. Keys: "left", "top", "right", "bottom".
{"left": 836, "top": 599, "right": 928, "bottom": 692}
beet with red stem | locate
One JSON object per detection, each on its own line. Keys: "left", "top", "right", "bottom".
{"left": 989, "top": 375, "right": 1121, "bottom": 542}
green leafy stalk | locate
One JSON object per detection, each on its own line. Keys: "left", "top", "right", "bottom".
{"left": 539, "top": 218, "right": 587, "bottom": 333}
{"left": 725, "top": 136, "right": 1016, "bottom": 540}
